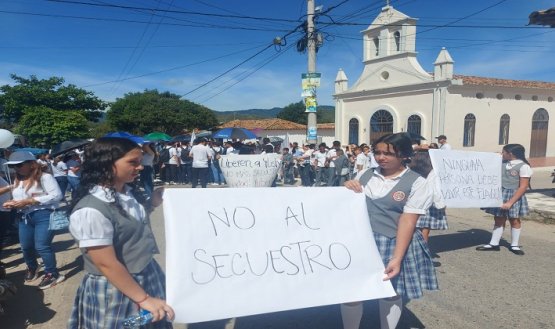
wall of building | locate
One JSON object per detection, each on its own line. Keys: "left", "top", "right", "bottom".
{"left": 263, "top": 129, "right": 335, "bottom": 146}
{"left": 338, "top": 90, "right": 434, "bottom": 144}
{"left": 445, "top": 87, "right": 555, "bottom": 156}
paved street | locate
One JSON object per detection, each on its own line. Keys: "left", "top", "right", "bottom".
{"left": 1, "top": 168, "right": 555, "bottom": 329}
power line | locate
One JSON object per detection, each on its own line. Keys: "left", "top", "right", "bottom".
{"left": 416, "top": 0, "right": 511, "bottom": 35}
{"left": 82, "top": 44, "right": 266, "bottom": 87}
{"left": 0, "top": 9, "right": 292, "bottom": 32}
{"left": 45, "top": 0, "right": 301, "bottom": 23}
{"left": 180, "top": 43, "right": 277, "bottom": 97}
{"left": 179, "top": 18, "right": 306, "bottom": 98}
{"left": 0, "top": 42, "right": 266, "bottom": 49}
{"left": 108, "top": 0, "right": 164, "bottom": 97}
{"left": 196, "top": 43, "right": 296, "bottom": 104}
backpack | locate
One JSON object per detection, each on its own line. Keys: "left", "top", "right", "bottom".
{"left": 180, "top": 147, "right": 191, "bottom": 163}
{"left": 159, "top": 148, "right": 170, "bottom": 163}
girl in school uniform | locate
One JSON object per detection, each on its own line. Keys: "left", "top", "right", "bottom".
{"left": 67, "top": 137, "right": 174, "bottom": 329}
{"left": 341, "top": 133, "right": 437, "bottom": 329}
{"left": 409, "top": 150, "right": 448, "bottom": 242}
{"left": 477, "top": 144, "right": 532, "bottom": 256}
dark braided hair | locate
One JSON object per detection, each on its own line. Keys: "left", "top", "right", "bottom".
{"left": 69, "top": 137, "right": 147, "bottom": 216}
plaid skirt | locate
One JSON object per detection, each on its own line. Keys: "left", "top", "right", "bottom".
{"left": 373, "top": 230, "right": 439, "bottom": 300}
{"left": 484, "top": 188, "right": 529, "bottom": 218}
{"left": 417, "top": 206, "right": 448, "bottom": 230}
{"left": 68, "top": 260, "right": 173, "bottom": 329}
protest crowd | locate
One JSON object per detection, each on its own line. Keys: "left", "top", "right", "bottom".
{"left": 0, "top": 131, "right": 534, "bottom": 329}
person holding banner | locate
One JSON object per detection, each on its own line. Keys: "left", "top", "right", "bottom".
{"left": 342, "top": 133, "right": 437, "bottom": 329}
{"left": 477, "top": 144, "right": 532, "bottom": 256}
{"left": 409, "top": 150, "right": 448, "bottom": 242}
{"left": 67, "top": 137, "right": 174, "bottom": 328}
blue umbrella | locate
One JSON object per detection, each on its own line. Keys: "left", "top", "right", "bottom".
{"left": 212, "top": 127, "right": 257, "bottom": 140}
{"left": 12, "top": 147, "right": 49, "bottom": 155}
{"left": 104, "top": 132, "right": 146, "bottom": 145}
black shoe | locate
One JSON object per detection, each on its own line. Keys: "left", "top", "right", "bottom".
{"left": 38, "top": 273, "right": 65, "bottom": 290}
{"left": 24, "top": 268, "right": 39, "bottom": 282}
{"left": 476, "top": 244, "right": 500, "bottom": 251}
{"left": 509, "top": 246, "right": 525, "bottom": 256}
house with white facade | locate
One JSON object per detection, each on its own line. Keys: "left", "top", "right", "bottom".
{"left": 334, "top": 5, "right": 555, "bottom": 157}
{"left": 219, "top": 118, "right": 335, "bottom": 146}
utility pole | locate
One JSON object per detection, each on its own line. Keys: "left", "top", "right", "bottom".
{"left": 305, "top": 0, "right": 318, "bottom": 145}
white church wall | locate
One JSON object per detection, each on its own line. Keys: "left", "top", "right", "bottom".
{"left": 445, "top": 90, "right": 555, "bottom": 156}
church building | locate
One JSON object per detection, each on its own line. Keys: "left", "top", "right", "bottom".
{"left": 334, "top": 5, "right": 555, "bottom": 157}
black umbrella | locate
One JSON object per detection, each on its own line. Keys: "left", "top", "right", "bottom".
{"left": 51, "top": 139, "right": 90, "bottom": 156}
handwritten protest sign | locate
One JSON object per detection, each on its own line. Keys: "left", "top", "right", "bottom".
{"left": 219, "top": 154, "right": 281, "bottom": 187}
{"left": 429, "top": 150, "right": 502, "bottom": 208}
{"left": 164, "top": 187, "right": 395, "bottom": 323}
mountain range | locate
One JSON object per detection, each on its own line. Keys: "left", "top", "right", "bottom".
{"left": 213, "top": 105, "right": 335, "bottom": 123}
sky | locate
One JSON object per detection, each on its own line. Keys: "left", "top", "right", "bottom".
{"left": 1, "top": 0, "right": 554, "bottom": 112}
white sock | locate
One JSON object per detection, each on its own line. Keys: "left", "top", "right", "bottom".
{"left": 489, "top": 226, "right": 504, "bottom": 246}
{"left": 340, "top": 303, "right": 363, "bottom": 329}
{"left": 511, "top": 228, "right": 522, "bottom": 247}
{"left": 379, "top": 297, "right": 403, "bottom": 329}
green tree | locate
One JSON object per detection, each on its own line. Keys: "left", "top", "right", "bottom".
{"left": 15, "top": 106, "right": 90, "bottom": 147}
{"left": 277, "top": 101, "right": 330, "bottom": 124}
{"left": 107, "top": 90, "right": 218, "bottom": 135}
{"left": 0, "top": 74, "right": 106, "bottom": 126}
{"left": 277, "top": 101, "right": 307, "bottom": 124}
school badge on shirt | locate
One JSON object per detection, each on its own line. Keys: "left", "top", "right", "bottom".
{"left": 392, "top": 191, "right": 406, "bottom": 202}
{"left": 510, "top": 170, "right": 519, "bottom": 177}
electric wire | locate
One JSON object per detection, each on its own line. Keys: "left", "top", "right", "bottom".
{"left": 45, "top": 0, "right": 301, "bottom": 23}
{"left": 0, "top": 9, "right": 292, "bottom": 32}
{"left": 82, "top": 44, "right": 267, "bottom": 88}
{"left": 195, "top": 41, "right": 298, "bottom": 104}
{"left": 107, "top": 0, "right": 163, "bottom": 97}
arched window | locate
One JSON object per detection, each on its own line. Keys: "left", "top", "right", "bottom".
{"left": 463, "top": 113, "right": 476, "bottom": 147}
{"left": 498, "top": 114, "right": 510, "bottom": 145}
{"left": 348, "top": 118, "right": 359, "bottom": 145}
{"left": 394, "top": 31, "right": 401, "bottom": 51}
{"left": 407, "top": 114, "right": 421, "bottom": 136}
{"left": 370, "top": 110, "right": 393, "bottom": 144}
{"left": 530, "top": 108, "right": 549, "bottom": 157}
{"left": 373, "top": 37, "right": 379, "bottom": 56}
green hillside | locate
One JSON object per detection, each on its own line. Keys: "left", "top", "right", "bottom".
{"left": 214, "top": 105, "right": 335, "bottom": 123}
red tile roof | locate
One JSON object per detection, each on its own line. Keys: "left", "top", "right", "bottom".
{"left": 219, "top": 119, "right": 335, "bottom": 130}
{"left": 454, "top": 75, "right": 555, "bottom": 90}
{"left": 317, "top": 123, "right": 335, "bottom": 129}
{"left": 219, "top": 118, "right": 305, "bottom": 130}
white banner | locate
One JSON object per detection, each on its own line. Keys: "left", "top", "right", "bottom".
{"left": 164, "top": 187, "right": 395, "bottom": 324}
{"left": 219, "top": 154, "right": 281, "bottom": 187}
{"left": 429, "top": 150, "right": 502, "bottom": 208}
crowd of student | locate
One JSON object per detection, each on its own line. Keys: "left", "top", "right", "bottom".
{"left": 0, "top": 131, "right": 533, "bottom": 328}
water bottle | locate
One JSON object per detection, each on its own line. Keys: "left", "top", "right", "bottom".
{"left": 122, "top": 309, "right": 154, "bottom": 329}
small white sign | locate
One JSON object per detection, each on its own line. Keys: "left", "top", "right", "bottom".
{"left": 219, "top": 154, "right": 281, "bottom": 187}
{"left": 164, "top": 187, "right": 395, "bottom": 324}
{"left": 429, "top": 150, "right": 502, "bottom": 208}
